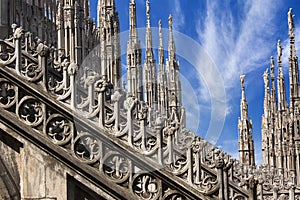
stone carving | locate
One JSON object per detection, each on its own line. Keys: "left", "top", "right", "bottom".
{"left": 46, "top": 114, "right": 72, "bottom": 146}
{"left": 13, "top": 27, "right": 23, "bottom": 39}
{"left": 132, "top": 173, "right": 160, "bottom": 200}
{"left": 17, "top": 96, "right": 43, "bottom": 127}
{"left": 102, "top": 152, "right": 130, "bottom": 184}
{"left": 162, "top": 191, "right": 185, "bottom": 200}
{"left": 0, "top": 79, "right": 16, "bottom": 108}
{"left": 288, "top": 8, "right": 294, "bottom": 36}
{"left": 198, "top": 172, "right": 218, "bottom": 194}
{"left": 73, "top": 132, "right": 101, "bottom": 164}
{"left": 21, "top": 62, "right": 42, "bottom": 82}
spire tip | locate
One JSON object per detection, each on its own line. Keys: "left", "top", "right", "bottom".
{"left": 277, "top": 40, "right": 282, "bottom": 58}
{"left": 240, "top": 74, "right": 245, "bottom": 90}
{"left": 288, "top": 8, "right": 295, "bottom": 37}
{"left": 168, "top": 15, "right": 173, "bottom": 28}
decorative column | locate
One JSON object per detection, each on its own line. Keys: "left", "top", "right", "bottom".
{"left": 37, "top": 43, "right": 49, "bottom": 90}
{"left": 163, "top": 118, "right": 179, "bottom": 165}
{"left": 137, "top": 103, "right": 148, "bottom": 151}
{"left": 111, "top": 89, "right": 122, "bottom": 132}
{"left": 95, "top": 76, "right": 108, "bottom": 129}
{"left": 154, "top": 115, "right": 165, "bottom": 165}
{"left": 85, "top": 76, "right": 96, "bottom": 113}
{"left": 13, "top": 26, "right": 23, "bottom": 74}
{"left": 68, "top": 62, "right": 78, "bottom": 109}
{"left": 214, "top": 150, "right": 225, "bottom": 200}
{"left": 288, "top": 183, "right": 295, "bottom": 200}
{"left": 273, "top": 186, "right": 278, "bottom": 200}
{"left": 295, "top": 141, "right": 300, "bottom": 184}
{"left": 223, "top": 158, "right": 233, "bottom": 200}
{"left": 257, "top": 174, "right": 264, "bottom": 200}
{"left": 188, "top": 137, "right": 203, "bottom": 184}
{"left": 123, "top": 96, "right": 137, "bottom": 146}
{"left": 247, "top": 174, "right": 258, "bottom": 200}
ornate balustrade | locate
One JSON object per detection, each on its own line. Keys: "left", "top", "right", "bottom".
{"left": 0, "top": 25, "right": 299, "bottom": 199}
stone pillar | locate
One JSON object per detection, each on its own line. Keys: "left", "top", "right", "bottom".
{"left": 273, "top": 186, "right": 278, "bottom": 200}
{"left": 155, "top": 117, "right": 164, "bottom": 165}
{"left": 247, "top": 175, "right": 258, "bottom": 200}
{"left": 123, "top": 96, "right": 137, "bottom": 146}
{"left": 111, "top": 89, "right": 122, "bottom": 132}
{"left": 214, "top": 150, "right": 225, "bottom": 200}
{"left": 13, "top": 26, "right": 23, "bottom": 74}
{"left": 295, "top": 141, "right": 300, "bottom": 184}
{"left": 95, "top": 77, "right": 108, "bottom": 129}
{"left": 257, "top": 177, "right": 263, "bottom": 200}
{"left": 289, "top": 184, "right": 295, "bottom": 200}
{"left": 163, "top": 120, "right": 179, "bottom": 165}
{"left": 137, "top": 104, "right": 148, "bottom": 152}
{"left": 88, "top": 77, "right": 96, "bottom": 113}
{"left": 37, "top": 43, "right": 49, "bottom": 90}
{"left": 191, "top": 137, "right": 202, "bottom": 184}
{"left": 186, "top": 147, "right": 193, "bottom": 183}
{"left": 223, "top": 158, "right": 233, "bottom": 200}
{"left": 67, "top": 62, "right": 78, "bottom": 109}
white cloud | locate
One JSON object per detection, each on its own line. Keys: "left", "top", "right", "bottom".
{"left": 194, "top": 0, "right": 285, "bottom": 145}
{"left": 197, "top": 0, "right": 281, "bottom": 90}
{"left": 171, "top": 0, "right": 185, "bottom": 31}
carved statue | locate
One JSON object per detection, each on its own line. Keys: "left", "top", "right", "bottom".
{"left": 270, "top": 56, "right": 275, "bottom": 72}
{"left": 263, "top": 69, "right": 269, "bottom": 87}
{"left": 277, "top": 40, "right": 282, "bottom": 58}
{"left": 168, "top": 15, "right": 173, "bottom": 28}
{"left": 240, "top": 74, "right": 245, "bottom": 92}
{"left": 159, "top": 20, "right": 162, "bottom": 34}
{"left": 288, "top": 8, "right": 295, "bottom": 36}
{"left": 13, "top": 27, "right": 23, "bottom": 39}
{"left": 146, "top": 0, "right": 150, "bottom": 16}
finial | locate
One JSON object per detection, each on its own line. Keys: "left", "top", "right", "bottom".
{"left": 131, "top": 0, "right": 135, "bottom": 4}
{"left": 146, "top": 0, "right": 150, "bottom": 16}
{"left": 270, "top": 57, "right": 275, "bottom": 81}
{"left": 277, "top": 40, "right": 282, "bottom": 59}
{"left": 270, "top": 56, "right": 275, "bottom": 70}
{"left": 159, "top": 20, "right": 162, "bottom": 41}
{"left": 263, "top": 69, "right": 269, "bottom": 88}
{"left": 146, "top": 0, "right": 150, "bottom": 27}
{"left": 168, "top": 15, "right": 173, "bottom": 29}
{"left": 288, "top": 8, "right": 295, "bottom": 37}
{"left": 159, "top": 20, "right": 162, "bottom": 31}
{"left": 240, "top": 74, "right": 245, "bottom": 91}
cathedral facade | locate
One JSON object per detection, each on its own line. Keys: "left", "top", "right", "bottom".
{"left": 0, "top": 0, "right": 299, "bottom": 199}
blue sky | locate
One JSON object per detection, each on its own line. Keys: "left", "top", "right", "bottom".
{"left": 90, "top": 1, "right": 300, "bottom": 164}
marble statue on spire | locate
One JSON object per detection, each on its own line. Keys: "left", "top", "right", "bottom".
{"left": 288, "top": 8, "right": 295, "bottom": 36}
{"left": 263, "top": 69, "right": 269, "bottom": 87}
{"left": 146, "top": 0, "right": 150, "bottom": 16}
{"left": 169, "top": 15, "right": 173, "bottom": 28}
{"left": 240, "top": 74, "right": 245, "bottom": 90}
{"left": 277, "top": 40, "right": 282, "bottom": 58}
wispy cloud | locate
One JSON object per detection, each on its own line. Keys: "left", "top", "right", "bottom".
{"left": 193, "top": 0, "right": 285, "bottom": 144}
{"left": 171, "top": 0, "right": 185, "bottom": 31}
{"left": 197, "top": 0, "right": 282, "bottom": 90}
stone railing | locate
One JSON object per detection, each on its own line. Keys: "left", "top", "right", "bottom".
{"left": 0, "top": 25, "right": 299, "bottom": 199}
